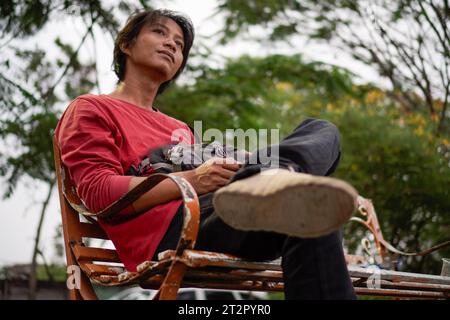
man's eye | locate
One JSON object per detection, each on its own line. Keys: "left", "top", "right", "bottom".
{"left": 176, "top": 41, "right": 184, "bottom": 49}
{"left": 154, "top": 28, "right": 165, "bottom": 35}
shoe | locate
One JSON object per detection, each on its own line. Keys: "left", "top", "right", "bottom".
{"left": 212, "top": 169, "right": 358, "bottom": 238}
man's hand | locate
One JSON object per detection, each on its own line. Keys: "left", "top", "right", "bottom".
{"left": 176, "top": 157, "right": 241, "bottom": 195}
{"left": 129, "top": 157, "right": 242, "bottom": 213}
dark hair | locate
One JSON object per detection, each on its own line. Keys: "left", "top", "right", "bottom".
{"left": 113, "top": 9, "right": 195, "bottom": 95}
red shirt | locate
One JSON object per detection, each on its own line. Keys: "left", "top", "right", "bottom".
{"left": 55, "top": 94, "right": 194, "bottom": 271}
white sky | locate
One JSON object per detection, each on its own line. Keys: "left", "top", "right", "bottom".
{"left": 0, "top": 0, "right": 384, "bottom": 267}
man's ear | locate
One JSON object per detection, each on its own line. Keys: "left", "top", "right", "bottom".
{"left": 120, "top": 42, "right": 131, "bottom": 56}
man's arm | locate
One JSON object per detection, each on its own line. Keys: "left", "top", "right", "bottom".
{"left": 129, "top": 158, "right": 241, "bottom": 213}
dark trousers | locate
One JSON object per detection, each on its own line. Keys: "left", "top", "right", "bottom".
{"left": 154, "top": 118, "right": 356, "bottom": 300}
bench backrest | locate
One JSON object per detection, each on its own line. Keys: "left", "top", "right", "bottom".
{"left": 53, "top": 135, "right": 125, "bottom": 299}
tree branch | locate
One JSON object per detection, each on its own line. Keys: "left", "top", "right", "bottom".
{"left": 376, "top": 20, "right": 436, "bottom": 117}
{"left": 43, "top": 14, "right": 100, "bottom": 100}
{"left": 28, "top": 181, "right": 55, "bottom": 300}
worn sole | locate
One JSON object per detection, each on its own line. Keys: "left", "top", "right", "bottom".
{"left": 213, "top": 169, "right": 358, "bottom": 238}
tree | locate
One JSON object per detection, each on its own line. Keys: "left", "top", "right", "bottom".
{"left": 157, "top": 54, "right": 356, "bottom": 133}
{"left": 216, "top": 0, "right": 450, "bottom": 135}
{"left": 330, "top": 98, "right": 450, "bottom": 273}
{"left": 0, "top": 0, "right": 156, "bottom": 299}
{"left": 158, "top": 54, "right": 450, "bottom": 273}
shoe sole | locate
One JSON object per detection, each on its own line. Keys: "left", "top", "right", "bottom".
{"left": 212, "top": 170, "right": 358, "bottom": 238}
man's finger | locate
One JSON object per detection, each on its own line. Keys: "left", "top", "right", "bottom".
{"left": 216, "top": 167, "right": 238, "bottom": 179}
{"left": 209, "top": 157, "right": 241, "bottom": 171}
{"left": 220, "top": 162, "right": 241, "bottom": 171}
{"left": 215, "top": 176, "right": 230, "bottom": 186}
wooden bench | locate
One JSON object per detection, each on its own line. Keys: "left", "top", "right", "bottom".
{"left": 53, "top": 135, "right": 450, "bottom": 300}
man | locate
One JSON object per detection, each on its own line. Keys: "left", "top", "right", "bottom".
{"left": 55, "top": 9, "right": 357, "bottom": 299}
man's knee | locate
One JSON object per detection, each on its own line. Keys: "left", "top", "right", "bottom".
{"left": 317, "top": 119, "right": 339, "bottom": 135}
{"left": 296, "top": 118, "right": 339, "bottom": 134}
{"left": 294, "top": 118, "right": 340, "bottom": 147}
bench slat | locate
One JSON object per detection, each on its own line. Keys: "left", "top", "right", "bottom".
{"left": 352, "top": 278, "right": 450, "bottom": 293}
{"left": 184, "top": 269, "right": 283, "bottom": 282}
{"left": 349, "top": 266, "right": 450, "bottom": 286}
{"left": 79, "top": 222, "right": 109, "bottom": 240}
{"left": 83, "top": 263, "right": 125, "bottom": 277}
{"left": 355, "top": 287, "right": 447, "bottom": 299}
{"left": 159, "top": 249, "right": 282, "bottom": 271}
{"left": 72, "top": 244, "right": 121, "bottom": 263}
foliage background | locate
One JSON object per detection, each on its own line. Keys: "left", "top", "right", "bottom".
{"left": 0, "top": 0, "right": 449, "bottom": 298}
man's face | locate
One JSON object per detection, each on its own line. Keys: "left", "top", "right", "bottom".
{"left": 122, "top": 17, "right": 185, "bottom": 83}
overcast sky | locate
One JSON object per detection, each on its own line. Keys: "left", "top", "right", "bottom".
{"left": 0, "top": 0, "right": 383, "bottom": 267}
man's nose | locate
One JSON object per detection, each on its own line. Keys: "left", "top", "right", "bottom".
{"left": 163, "top": 38, "right": 176, "bottom": 52}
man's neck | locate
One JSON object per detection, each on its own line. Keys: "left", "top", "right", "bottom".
{"left": 109, "top": 75, "right": 160, "bottom": 111}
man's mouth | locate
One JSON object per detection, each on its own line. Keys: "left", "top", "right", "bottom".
{"left": 157, "top": 50, "right": 174, "bottom": 63}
